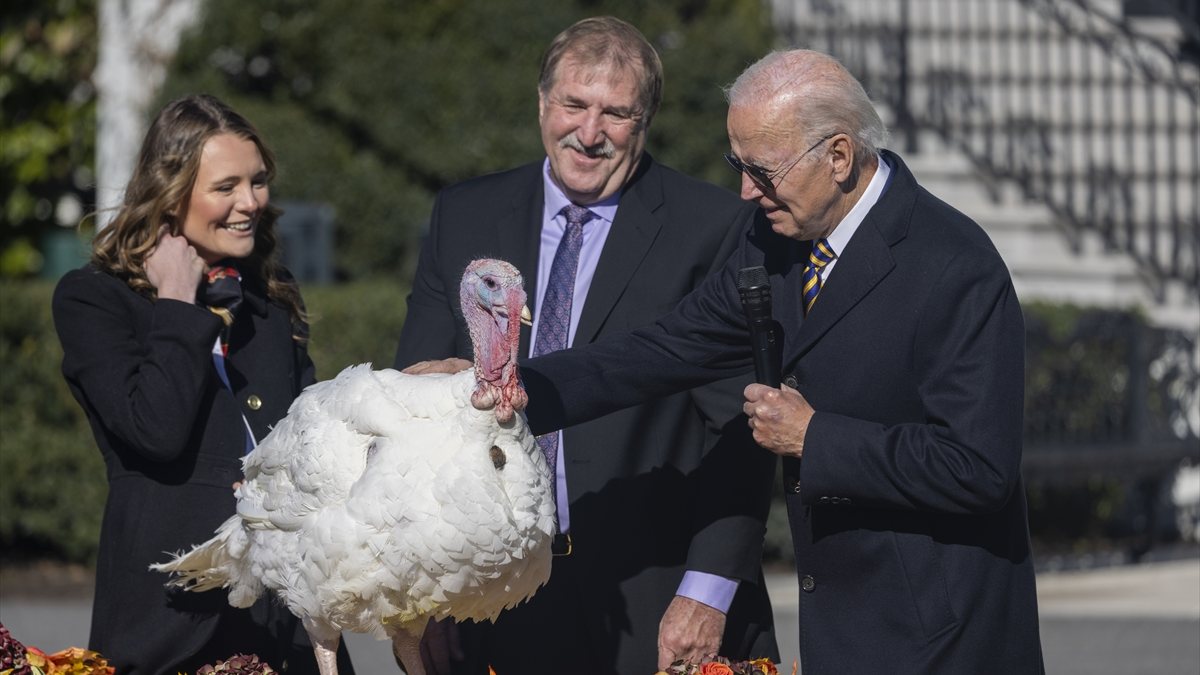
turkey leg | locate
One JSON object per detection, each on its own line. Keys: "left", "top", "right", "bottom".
{"left": 391, "top": 624, "right": 427, "bottom": 675}
{"left": 309, "top": 632, "right": 342, "bottom": 675}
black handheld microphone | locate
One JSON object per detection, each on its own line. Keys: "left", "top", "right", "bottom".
{"left": 736, "top": 266, "right": 782, "bottom": 388}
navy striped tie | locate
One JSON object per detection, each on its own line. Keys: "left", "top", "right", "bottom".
{"left": 802, "top": 238, "right": 836, "bottom": 314}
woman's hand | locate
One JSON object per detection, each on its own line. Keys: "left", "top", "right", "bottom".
{"left": 146, "top": 227, "right": 206, "bottom": 302}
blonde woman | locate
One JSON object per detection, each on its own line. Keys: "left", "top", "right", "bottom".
{"left": 52, "top": 95, "right": 353, "bottom": 675}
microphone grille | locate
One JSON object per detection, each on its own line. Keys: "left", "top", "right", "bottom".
{"left": 736, "top": 266, "right": 769, "bottom": 291}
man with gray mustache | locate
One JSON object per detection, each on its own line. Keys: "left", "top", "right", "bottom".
{"left": 561, "top": 131, "right": 615, "bottom": 158}
{"left": 393, "top": 16, "right": 778, "bottom": 675}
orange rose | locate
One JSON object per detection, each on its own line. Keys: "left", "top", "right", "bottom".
{"left": 698, "top": 663, "right": 734, "bottom": 675}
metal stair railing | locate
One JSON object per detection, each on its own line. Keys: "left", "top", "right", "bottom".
{"left": 779, "top": 0, "right": 1199, "bottom": 299}
{"left": 777, "top": 0, "right": 1199, "bottom": 495}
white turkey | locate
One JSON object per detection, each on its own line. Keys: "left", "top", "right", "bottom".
{"left": 152, "top": 258, "right": 555, "bottom": 675}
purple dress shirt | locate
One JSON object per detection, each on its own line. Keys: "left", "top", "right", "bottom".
{"left": 533, "top": 160, "right": 739, "bottom": 613}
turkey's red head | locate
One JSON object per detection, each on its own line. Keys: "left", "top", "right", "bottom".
{"left": 460, "top": 258, "right": 531, "bottom": 423}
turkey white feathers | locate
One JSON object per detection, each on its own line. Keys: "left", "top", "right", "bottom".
{"left": 153, "top": 259, "right": 554, "bottom": 675}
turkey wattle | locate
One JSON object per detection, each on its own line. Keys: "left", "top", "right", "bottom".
{"left": 152, "top": 259, "right": 555, "bottom": 675}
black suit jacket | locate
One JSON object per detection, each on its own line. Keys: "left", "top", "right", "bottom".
{"left": 53, "top": 266, "right": 353, "bottom": 675}
{"left": 395, "top": 156, "right": 778, "bottom": 673}
{"left": 521, "top": 151, "right": 1046, "bottom": 674}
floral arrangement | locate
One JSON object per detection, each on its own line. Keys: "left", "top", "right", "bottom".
{"left": 0, "top": 625, "right": 30, "bottom": 675}
{"left": 190, "top": 654, "right": 276, "bottom": 674}
{"left": 655, "top": 656, "right": 793, "bottom": 675}
{"left": 1, "top": 622, "right": 274, "bottom": 675}
{"left": 1, "top": 624, "right": 114, "bottom": 675}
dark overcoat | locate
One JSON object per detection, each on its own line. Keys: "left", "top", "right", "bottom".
{"left": 522, "top": 151, "right": 1046, "bottom": 674}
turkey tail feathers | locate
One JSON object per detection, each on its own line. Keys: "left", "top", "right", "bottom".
{"left": 149, "top": 514, "right": 262, "bottom": 608}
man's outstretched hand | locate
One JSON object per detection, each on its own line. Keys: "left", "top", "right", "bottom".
{"left": 402, "top": 358, "right": 472, "bottom": 376}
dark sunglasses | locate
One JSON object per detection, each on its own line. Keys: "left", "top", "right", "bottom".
{"left": 724, "top": 132, "right": 840, "bottom": 190}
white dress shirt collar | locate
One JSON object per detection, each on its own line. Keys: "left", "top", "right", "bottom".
{"left": 822, "top": 153, "right": 891, "bottom": 279}
{"left": 541, "top": 159, "right": 621, "bottom": 225}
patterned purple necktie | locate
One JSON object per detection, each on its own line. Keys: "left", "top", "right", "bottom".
{"left": 533, "top": 204, "right": 595, "bottom": 509}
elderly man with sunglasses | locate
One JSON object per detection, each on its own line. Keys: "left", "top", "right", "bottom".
{"left": 414, "top": 47, "right": 1049, "bottom": 674}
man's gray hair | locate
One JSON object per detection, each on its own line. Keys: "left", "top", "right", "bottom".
{"left": 539, "top": 16, "right": 664, "bottom": 126}
{"left": 725, "top": 50, "right": 888, "bottom": 163}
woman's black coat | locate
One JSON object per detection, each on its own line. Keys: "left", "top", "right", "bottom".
{"left": 53, "top": 265, "right": 351, "bottom": 675}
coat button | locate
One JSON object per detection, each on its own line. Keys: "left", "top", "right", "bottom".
{"left": 801, "top": 575, "right": 816, "bottom": 592}
{"left": 787, "top": 478, "right": 802, "bottom": 494}
{"left": 818, "top": 496, "right": 830, "bottom": 504}
{"left": 246, "top": 394, "right": 263, "bottom": 410}
{"left": 783, "top": 375, "right": 799, "bottom": 388}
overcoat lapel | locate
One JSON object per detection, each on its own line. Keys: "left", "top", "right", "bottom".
{"left": 792, "top": 151, "right": 914, "bottom": 356}
{"left": 575, "top": 159, "right": 664, "bottom": 345}
{"left": 792, "top": 224, "right": 894, "bottom": 355}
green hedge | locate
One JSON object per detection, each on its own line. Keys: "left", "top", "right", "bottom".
{"left": 0, "top": 280, "right": 1180, "bottom": 564}
{"left": 0, "top": 282, "right": 106, "bottom": 562}
{"left": 303, "top": 281, "right": 408, "bottom": 381}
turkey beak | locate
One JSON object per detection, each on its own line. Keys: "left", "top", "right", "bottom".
{"left": 520, "top": 305, "right": 532, "bottom": 327}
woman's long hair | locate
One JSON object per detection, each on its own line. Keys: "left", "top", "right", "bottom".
{"left": 91, "top": 94, "right": 306, "bottom": 334}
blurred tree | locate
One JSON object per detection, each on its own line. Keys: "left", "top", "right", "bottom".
{"left": 159, "top": 0, "right": 775, "bottom": 280}
{"left": 0, "top": 0, "right": 98, "bottom": 278}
